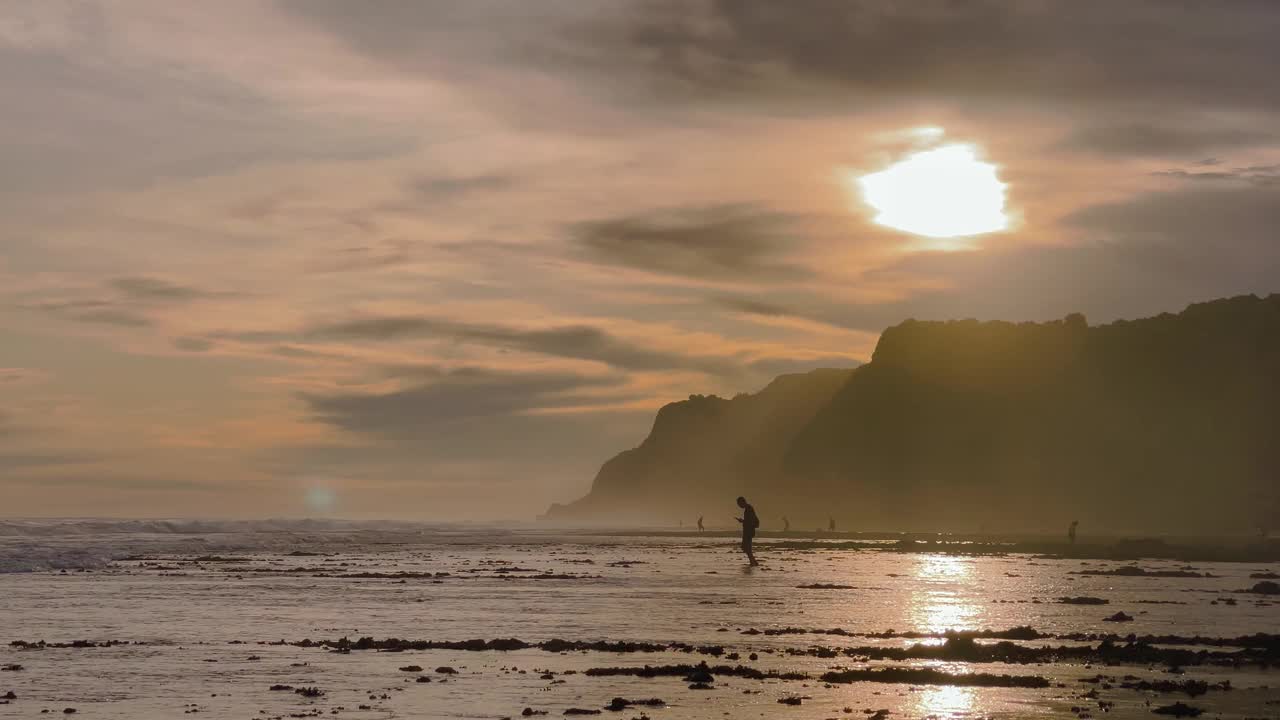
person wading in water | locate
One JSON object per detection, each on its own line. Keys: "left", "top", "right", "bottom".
{"left": 735, "top": 496, "right": 760, "bottom": 566}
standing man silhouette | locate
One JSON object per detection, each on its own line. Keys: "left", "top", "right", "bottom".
{"left": 735, "top": 496, "right": 760, "bottom": 566}
{"left": 1068, "top": 520, "right": 1079, "bottom": 544}
{"left": 697, "top": 515, "right": 704, "bottom": 533}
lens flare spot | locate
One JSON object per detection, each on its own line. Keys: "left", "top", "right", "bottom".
{"left": 306, "top": 486, "right": 337, "bottom": 513}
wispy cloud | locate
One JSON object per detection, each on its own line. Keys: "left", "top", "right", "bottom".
{"left": 5, "top": 2, "right": 1279, "bottom": 517}
{"left": 571, "top": 204, "right": 810, "bottom": 281}
{"left": 568, "top": 0, "right": 1280, "bottom": 116}
{"left": 306, "top": 314, "right": 744, "bottom": 375}
{"left": 304, "top": 367, "right": 631, "bottom": 435}
{"left": 408, "top": 173, "right": 517, "bottom": 200}
{"left": 1061, "top": 122, "right": 1278, "bottom": 157}
{"left": 111, "top": 276, "right": 219, "bottom": 301}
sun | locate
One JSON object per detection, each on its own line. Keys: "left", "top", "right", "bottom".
{"left": 856, "top": 143, "right": 1009, "bottom": 242}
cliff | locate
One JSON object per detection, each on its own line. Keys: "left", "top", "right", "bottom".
{"left": 547, "top": 294, "right": 1280, "bottom": 533}
{"left": 544, "top": 367, "right": 855, "bottom": 524}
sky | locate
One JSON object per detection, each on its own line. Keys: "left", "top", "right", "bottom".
{"left": 3, "top": 1, "right": 1280, "bottom": 519}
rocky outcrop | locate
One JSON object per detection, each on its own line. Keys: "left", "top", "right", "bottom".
{"left": 548, "top": 294, "right": 1280, "bottom": 533}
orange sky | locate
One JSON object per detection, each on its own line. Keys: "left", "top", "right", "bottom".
{"left": 3, "top": 2, "right": 1280, "bottom": 518}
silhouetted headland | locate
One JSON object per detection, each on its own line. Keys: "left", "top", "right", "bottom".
{"left": 545, "top": 294, "right": 1280, "bottom": 535}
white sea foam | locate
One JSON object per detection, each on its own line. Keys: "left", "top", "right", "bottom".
{"left": 0, "top": 518, "right": 526, "bottom": 572}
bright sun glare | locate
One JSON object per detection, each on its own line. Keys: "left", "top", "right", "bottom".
{"left": 857, "top": 143, "right": 1009, "bottom": 240}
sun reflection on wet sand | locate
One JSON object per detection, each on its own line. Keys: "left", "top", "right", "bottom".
{"left": 914, "top": 684, "right": 978, "bottom": 718}
{"left": 909, "top": 554, "right": 980, "bottom": 635}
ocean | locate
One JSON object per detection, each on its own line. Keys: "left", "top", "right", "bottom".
{"left": 2, "top": 520, "right": 1277, "bottom": 719}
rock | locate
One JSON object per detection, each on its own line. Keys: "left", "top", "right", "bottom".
{"left": 415, "top": 676, "right": 431, "bottom": 683}
{"left": 521, "top": 709, "right": 547, "bottom": 717}
{"left": 1072, "top": 567, "right": 1214, "bottom": 578}
{"left": 0, "top": 665, "right": 23, "bottom": 672}
{"left": 435, "top": 666, "right": 458, "bottom": 674}
{"left": 1103, "top": 612, "right": 1135, "bottom": 622}
{"left": 63, "top": 710, "right": 77, "bottom": 715}
{"left": 604, "top": 698, "right": 664, "bottom": 711}
{"left": 1152, "top": 702, "right": 1204, "bottom": 717}
{"left": 2, "top": 691, "right": 15, "bottom": 700}
{"left": 777, "top": 696, "right": 803, "bottom": 705}
{"left": 269, "top": 685, "right": 294, "bottom": 691}
{"left": 822, "top": 668, "right": 1049, "bottom": 688}
{"left": 1119, "top": 679, "right": 1220, "bottom": 696}
{"left": 1058, "top": 596, "right": 1109, "bottom": 605}
{"left": 399, "top": 665, "right": 423, "bottom": 672}
{"left": 1243, "top": 581, "right": 1280, "bottom": 595}
{"left": 687, "top": 683, "right": 713, "bottom": 690}
{"left": 563, "top": 709, "right": 601, "bottom": 716}
{"left": 295, "top": 687, "right": 324, "bottom": 698}
{"left": 796, "top": 584, "right": 856, "bottom": 589}
{"left": 683, "top": 663, "right": 714, "bottom": 683}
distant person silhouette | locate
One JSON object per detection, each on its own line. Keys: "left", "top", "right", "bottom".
{"left": 1068, "top": 520, "right": 1079, "bottom": 544}
{"left": 782, "top": 516, "right": 790, "bottom": 532}
{"left": 828, "top": 516, "right": 836, "bottom": 533}
{"left": 697, "top": 515, "right": 704, "bottom": 533}
{"left": 735, "top": 496, "right": 760, "bottom": 566}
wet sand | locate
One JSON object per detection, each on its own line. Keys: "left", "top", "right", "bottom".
{"left": 2, "top": 527, "right": 1278, "bottom": 719}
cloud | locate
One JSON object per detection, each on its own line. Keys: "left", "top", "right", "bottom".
{"left": 9, "top": 2, "right": 1279, "bottom": 519}
{"left": 173, "top": 337, "right": 215, "bottom": 352}
{"left": 0, "top": 367, "right": 51, "bottom": 386}
{"left": 715, "top": 296, "right": 798, "bottom": 317}
{"left": 0, "top": 22, "right": 412, "bottom": 194}
{"left": 14, "top": 275, "right": 239, "bottom": 332}
{"left": 1152, "top": 165, "right": 1280, "bottom": 186}
{"left": 280, "top": 1, "right": 590, "bottom": 74}
{"left": 713, "top": 292, "right": 918, "bottom": 335}
{"left": 799, "top": 180, "right": 1280, "bottom": 327}
{"left": 0, "top": 450, "right": 103, "bottom": 470}
{"left": 308, "top": 315, "right": 742, "bottom": 375}
{"left": 303, "top": 367, "right": 629, "bottom": 435}
{"left": 409, "top": 173, "right": 517, "bottom": 200}
{"left": 584, "top": 0, "right": 1280, "bottom": 115}
{"left": 111, "top": 276, "right": 215, "bottom": 301}
{"left": 69, "top": 308, "right": 153, "bottom": 327}
{"left": 571, "top": 204, "right": 809, "bottom": 281}
{"left": 287, "top": 364, "right": 659, "bottom": 509}
{"left": 1068, "top": 182, "right": 1280, "bottom": 248}
{"left": 1060, "top": 122, "right": 1278, "bottom": 157}
{"left": 691, "top": 179, "right": 1280, "bottom": 338}
{"left": 308, "top": 241, "right": 414, "bottom": 274}
{"left": 21, "top": 298, "right": 112, "bottom": 312}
